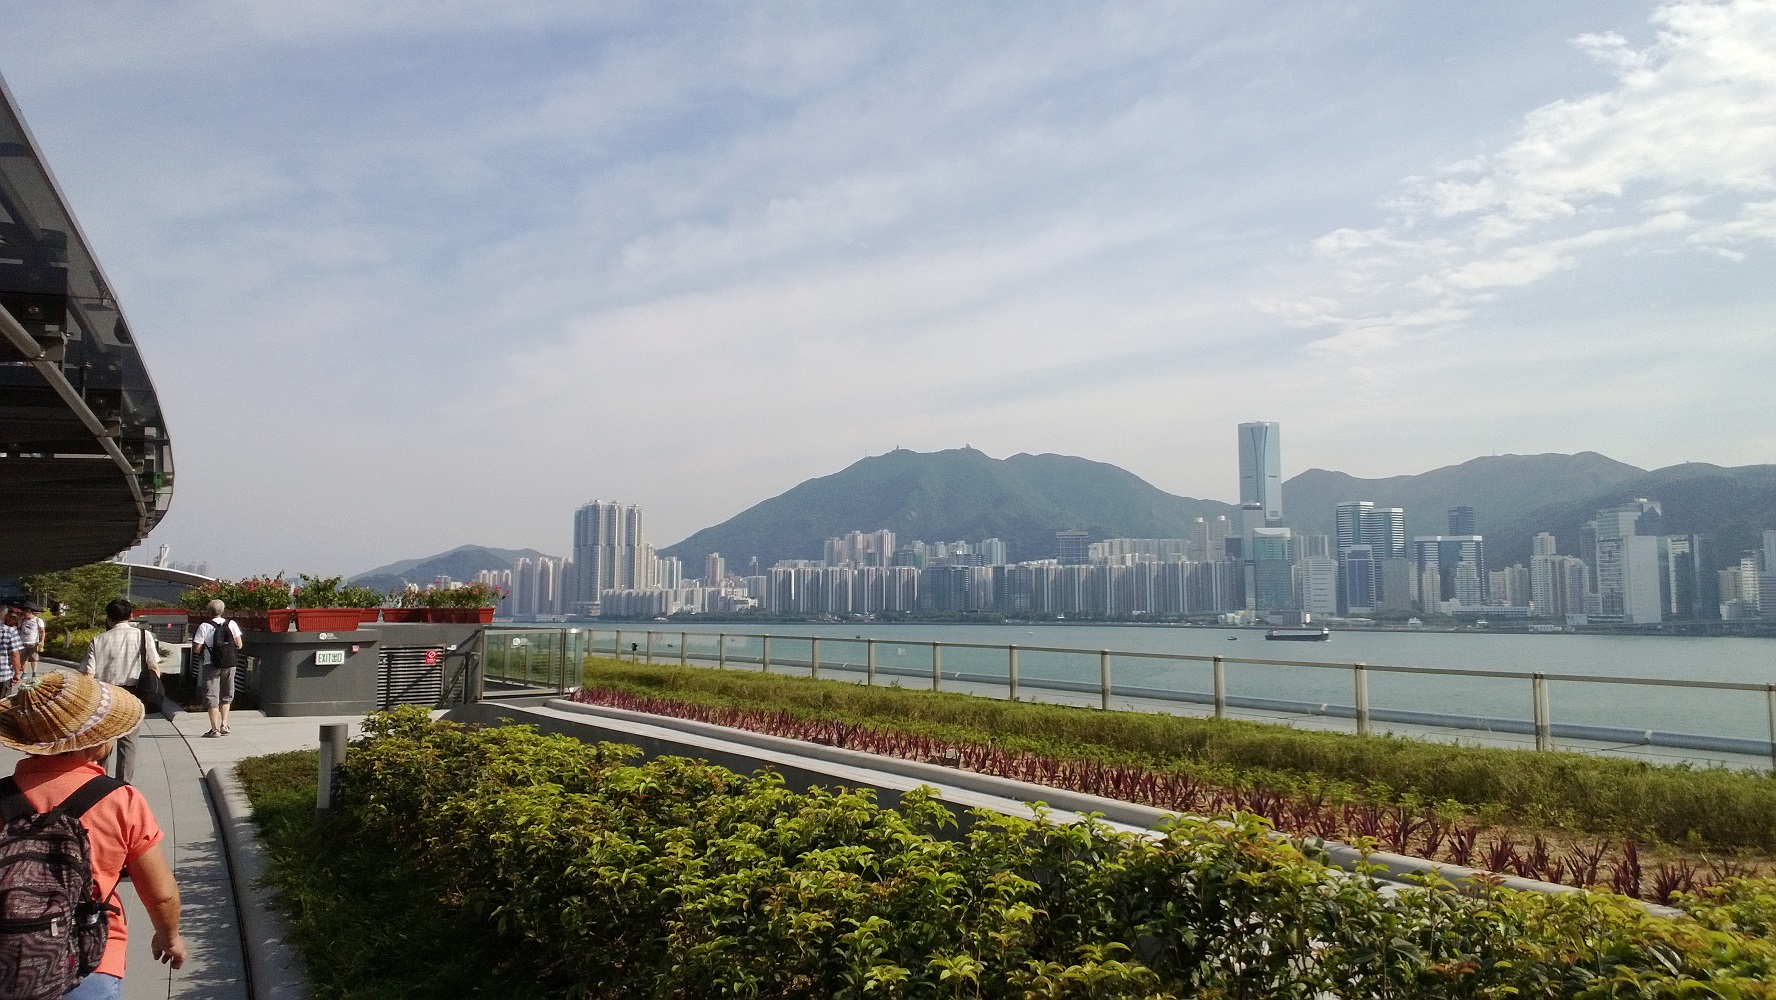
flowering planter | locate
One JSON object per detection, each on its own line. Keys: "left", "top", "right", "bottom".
{"left": 377, "top": 608, "right": 429, "bottom": 623}
{"left": 293, "top": 608, "right": 368, "bottom": 631}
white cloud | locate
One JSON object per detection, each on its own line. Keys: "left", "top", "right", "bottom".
{"left": 1291, "top": 0, "right": 1776, "bottom": 357}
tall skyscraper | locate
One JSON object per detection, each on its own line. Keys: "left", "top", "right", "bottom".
{"left": 1593, "top": 499, "right": 1663, "bottom": 624}
{"left": 1660, "top": 534, "right": 1719, "bottom": 620}
{"left": 1533, "top": 532, "right": 1559, "bottom": 557}
{"left": 1237, "top": 422, "right": 1283, "bottom": 526}
{"left": 1412, "top": 536, "right": 1486, "bottom": 610}
{"left": 1335, "top": 501, "right": 1406, "bottom": 611}
{"left": 1334, "top": 501, "right": 1373, "bottom": 556}
{"left": 1341, "top": 545, "right": 1376, "bottom": 614}
{"left": 1448, "top": 506, "right": 1477, "bottom": 536}
{"left": 1363, "top": 507, "right": 1407, "bottom": 560}
{"left": 705, "top": 553, "right": 727, "bottom": 586}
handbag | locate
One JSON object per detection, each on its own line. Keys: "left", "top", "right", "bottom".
{"left": 128, "top": 626, "right": 168, "bottom": 717}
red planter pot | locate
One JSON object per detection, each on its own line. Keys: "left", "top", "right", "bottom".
{"left": 377, "top": 608, "right": 429, "bottom": 623}
{"left": 293, "top": 608, "right": 367, "bottom": 631}
{"left": 262, "top": 610, "right": 292, "bottom": 633}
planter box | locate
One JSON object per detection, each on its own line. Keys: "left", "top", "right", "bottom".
{"left": 377, "top": 608, "right": 429, "bottom": 623}
{"left": 293, "top": 608, "right": 369, "bottom": 631}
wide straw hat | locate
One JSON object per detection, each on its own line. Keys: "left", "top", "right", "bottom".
{"left": 0, "top": 673, "right": 144, "bottom": 755}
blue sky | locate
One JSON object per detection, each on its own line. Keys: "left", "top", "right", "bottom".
{"left": 2, "top": 1, "right": 1772, "bottom": 576}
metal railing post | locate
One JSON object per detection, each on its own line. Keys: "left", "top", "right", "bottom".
{"left": 810, "top": 637, "right": 821, "bottom": 680}
{"left": 866, "top": 639, "right": 876, "bottom": 686}
{"left": 762, "top": 635, "right": 771, "bottom": 672}
{"left": 1767, "top": 685, "right": 1776, "bottom": 772}
{"left": 719, "top": 633, "right": 727, "bottom": 670}
{"left": 931, "top": 643, "right": 942, "bottom": 691}
{"left": 614, "top": 629, "right": 622, "bottom": 661}
{"left": 1533, "top": 673, "right": 1552, "bottom": 751}
{"left": 1007, "top": 645, "right": 1019, "bottom": 701}
{"left": 645, "top": 632, "right": 654, "bottom": 665}
{"left": 1354, "top": 662, "right": 1371, "bottom": 736}
{"left": 1099, "top": 650, "right": 1112, "bottom": 710}
{"left": 1213, "top": 655, "right": 1226, "bottom": 718}
{"left": 680, "top": 631, "right": 688, "bottom": 667}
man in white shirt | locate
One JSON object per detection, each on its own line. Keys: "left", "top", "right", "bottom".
{"left": 14, "top": 601, "right": 44, "bottom": 679}
{"left": 191, "top": 600, "right": 243, "bottom": 738}
{"left": 79, "top": 599, "right": 158, "bottom": 782}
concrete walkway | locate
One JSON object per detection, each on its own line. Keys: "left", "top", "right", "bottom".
{"left": 1, "top": 687, "right": 363, "bottom": 1000}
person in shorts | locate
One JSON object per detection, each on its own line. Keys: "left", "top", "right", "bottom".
{"left": 0, "top": 608, "right": 20, "bottom": 700}
{"left": 14, "top": 600, "right": 44, "bottom": 679}
{"left": 190, "top": 600, "right": 242, "bottom": 738}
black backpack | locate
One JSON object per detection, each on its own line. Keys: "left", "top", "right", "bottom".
{"left": 0, "top": 775, "right": 121, "bottom": 999}
{"left": 208, "top": 619, "right": 239, "bottom": 670}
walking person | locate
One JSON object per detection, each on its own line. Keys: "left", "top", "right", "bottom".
{"left": 78, "top": 600, "right": 157, "bottom": 784}
{"left": 0, "top": 672, "right": 186, "bottom": 997}
{"left": 14, "top": 600, "right": 44, "bottom": 680}
{"left": 191, "top": 601, "right": 241, "bottom": 738}
{"left": 0, "top": 608, "right": 21, "bottom": 700}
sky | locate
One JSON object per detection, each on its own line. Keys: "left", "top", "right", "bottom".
{"left": 2, "top": 1, "right": 1772, "bottom": 577}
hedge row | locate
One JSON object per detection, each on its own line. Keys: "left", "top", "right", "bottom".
{"left": 577, "top": 657, "right": 1776, "bottom": 851}
{"left": 312, "top": 707, "right": 1776, "bottom": 998}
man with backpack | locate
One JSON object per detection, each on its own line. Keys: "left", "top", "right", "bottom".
{"left": 0, "top": 672, "right": 186, "bottom": 998}
{"left": 191, "top": 600, "right": 242, "bottom": 739}
{"left": 78, "top": 600, "right": 159, "bottom": 785}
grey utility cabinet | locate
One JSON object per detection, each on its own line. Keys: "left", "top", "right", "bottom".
{"left": 241, "top": 622, "right": 484, "bottom": 716}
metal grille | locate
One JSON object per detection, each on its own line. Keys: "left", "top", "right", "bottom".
{"left": 377, "top": 646, "right": 445, "bottom": 710}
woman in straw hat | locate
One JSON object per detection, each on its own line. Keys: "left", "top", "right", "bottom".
{"left": 0, "top": 673, "right": 185, "bottom": 998}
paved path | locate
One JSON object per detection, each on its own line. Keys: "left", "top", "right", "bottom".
{"left": 2, "top": 676, "right": 363, "bottom": 1000}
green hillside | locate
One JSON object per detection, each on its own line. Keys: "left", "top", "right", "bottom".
{"left": 659, "top": 447, "right": 1238, "bottom": 566}
{"left": 349, "top": 544, "right": 555, "bottom": 594}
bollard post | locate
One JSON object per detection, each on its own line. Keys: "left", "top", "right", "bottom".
{"left": 1008, "top": 645, "right": 1019, "bottom": 701}
{"left": 811, "top": 637, "right": 821, "bottom": 680}
{"left": 1353, "top": 662, "right": 1370, "bottom": 736}
{"left": 931, "top": 644, "right": 942, "bottom": 691}
{"left": 1766, "top": 685, "right": 1776, "bottom": 772}
{"left": 719, "top": 633, "right": 727, "bottom": 670}
{"left": 762, "top": 635, "right": 771, "bottom": 672}
{"left": 866, "top": 639, "right": 876, "bottom": 686}
{"left": 317, "top": 723, "right": 348, "bottom": 811}
{"left": 680, "top": 631, "right": 688, "bottom": 667}
{"left": 1213, "top": 655, "right": 1226, "bottom": 719}
{"left": 1533, "top": 673, "right": 1552, "bottom": 751}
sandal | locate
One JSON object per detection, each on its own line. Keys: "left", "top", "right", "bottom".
{"left": 220, "top": 727, "right": 231, "bottom": 735}
{"left": 202, "top": 729, "right": 221, "bottom": 738}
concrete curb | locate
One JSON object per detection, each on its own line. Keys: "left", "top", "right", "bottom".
{"left": 205, "top": 766, "right": 311, "bottom": 999}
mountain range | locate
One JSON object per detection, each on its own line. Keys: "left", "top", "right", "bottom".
{"left": 363, "top": 448, "right": 1776, "bottom": 583}
{"left": 659, "top": 448, "right": 1776, "bottom": 570}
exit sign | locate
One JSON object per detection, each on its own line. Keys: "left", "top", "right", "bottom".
{"left": 314, "top": 649, "right": 347, "bottom": 666}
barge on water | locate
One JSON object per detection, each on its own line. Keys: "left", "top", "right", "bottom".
{"left": 1264, "top": 627, "right": 1331, "bottom": 641}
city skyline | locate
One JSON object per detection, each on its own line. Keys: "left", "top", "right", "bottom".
{"left": 9, "top": 2, "right": 1768, "bottom": 578}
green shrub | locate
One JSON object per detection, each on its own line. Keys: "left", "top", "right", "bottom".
{"left": 244, "top": 707, "right": 1776, "bottom": 997}
{"left": 580, "top": 658, "right": 1776, "bottom": 852}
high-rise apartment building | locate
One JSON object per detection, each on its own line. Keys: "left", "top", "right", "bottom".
{"left": 1533, "top": 532, "right": 1559, "bottom": 557}
{"left": 1056, "top": 530, "right": 1091, "bottom": 566}
{"left": 1334, "top": 501, "right": 1372, "bottom": 556}
{"left": 1237, "top": 422, "right": 1283, "bottom": 526}
{"left": 572, "top": 500, "right": 649, "bottom": 610}
{"left": 1341, "top": 545, "right": 1376, "bottom": 614}
{"left": 1334, "top": 500, "right": 1407, "bottom": 611}
{"left": 704, "top": 553, "right": 726, "bottom": 586}
{"left": 1412, "top": 536, "right": 1486, "bottom": 610}
{"left": 1300, "top": 556, "right": 1339, "bottom": 616}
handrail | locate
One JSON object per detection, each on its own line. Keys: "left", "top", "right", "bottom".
{"left": 480, "top": 625, "right": 1776, "bottom": 768}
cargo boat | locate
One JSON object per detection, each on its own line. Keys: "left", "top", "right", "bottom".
{"left": 1264, "top": 627, "right": 1331, "bottom": 641}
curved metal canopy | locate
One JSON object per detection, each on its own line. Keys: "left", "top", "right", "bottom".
{"left": 1, "top": 72, "right": 173, "bottom": 574}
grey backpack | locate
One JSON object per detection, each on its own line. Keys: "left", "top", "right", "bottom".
{"left": 0, "top": 775, "right": 121, "bottom": 999}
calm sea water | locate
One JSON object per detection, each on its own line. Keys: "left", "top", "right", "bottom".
{"left": 600, "top": 622, "right": 1776, "bottom": 745}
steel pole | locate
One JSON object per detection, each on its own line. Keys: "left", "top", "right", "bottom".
{"left": 680, "top": 631, "right": 688, "bottom": 667}
{"left": 1007, "top": 645, "right": 1019, "bottom": 701}
{"left": 1099, "top": 650, "right": 1112, "bottom": 710}
{"left": 811, "top": 637, "right": 821, "bottom": 680}
{"left": 645, "top": 632, "right": 654, "bottom": 665}
{"left": 1533, "top": 673, "right": 1552, "bottom": 751}
{"left": 866, "top": 639, "right": 876, "bottom": 686}
{"left": 1767, "top": 685, "right": 1776, "bottom": 772}
{"left": 931, "top": 643, "right": 942, "bottom": 691}
{"left": 1213, "top": 655, "right": 1226, "bottom": 718}
{"left": 719, "top": 633, "right": 727, "bottom": 670}
{"left": 762, "top": 635, "right": 771, "bottom": 672}
{"left": 1354, "top": 662, "right": 1371, "bottom": 736}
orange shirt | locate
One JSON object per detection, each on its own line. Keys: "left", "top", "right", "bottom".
{"left": 11, "top": 755, "right": 164, "bottom": 978}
